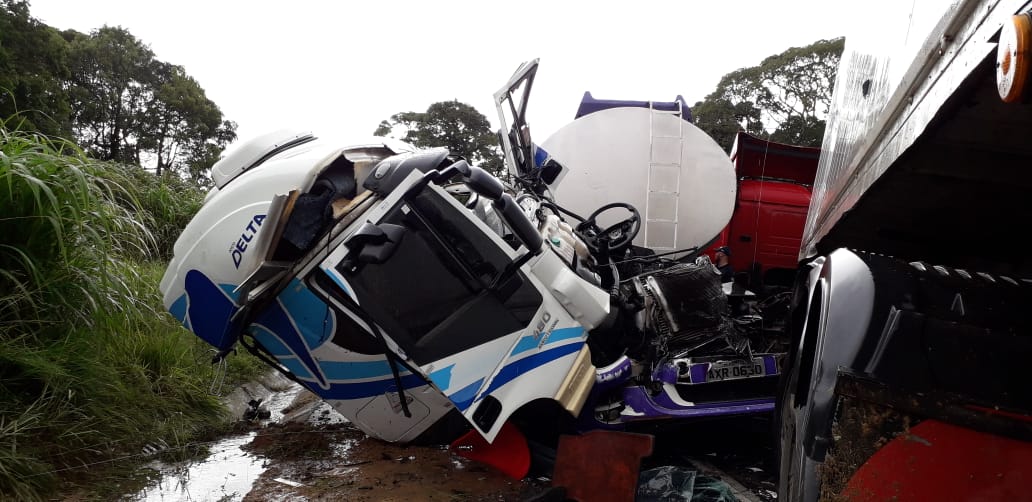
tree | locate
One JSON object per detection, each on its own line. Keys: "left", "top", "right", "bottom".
{"left": 374, "top": 100, "right": 504, "bottom": 174}
{"left": 181, "top": 123, "right": 236, "bottom": 185}
{"left": 768, "top": 115, "right": 826, "bottom": 147}
{"left": 691, "top": 97, "right": 764, "bottom": 154}
{"left": 0, "top": 0, "right": 74, "bottom": 137}
{"left": 66, "top": 26, "right": 156, "bottom": 164}
{"left": 64, "top": 26, "right": 236, "bottom": 178}
{"left": 139, "top": 63, "right": 237, "bottom": 177}
{"left": 0, "top": 4, "right": 236, "bottom": 180}
{"left": 693, "top": 37, "right": 844, "bottom": 151}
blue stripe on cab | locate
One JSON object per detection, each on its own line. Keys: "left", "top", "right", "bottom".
{"left": 250, "top": 300, "right": 328, "bottom": 388}
{"left": 509, "top": 326, "right": 585, "bottom": 356}
{"left": 169, "top": 294, "right": 188, "bottom": 324}
{"left": 509, "top": 335, "right": 538, "bottom": 356}
{"left": 482, "top": 342, "right": 584, "bottom": 398}
{"left": 219, "top": 284, "right": 239, "bottom": 302}
{"left": 324, "top": 271, "right": 353, "bottom": 298}
{"left": 278, "top": 357, "right": 314, "bottom": 380}
{"left": 312, "top": 372, "right": 429, "bottom": 400}
{"left": 321, "top": 359, "right": 408, "bottom": 380}
{"left": 449, "top": 378, "right": 484, "bottom": 411}
{"left": 278, "top": 278, "right": 334, "bottom": 348}
{"left": 252, "top": 327, "right": 292, "bottom": 357}
{"left": 183, "top": 270, "right": 238, "bottom": 351}
{"left": 428, "top": 364, "right": 454, "bottom": 391}
{"left": 548, "top": 327, "right": 584, "bottom": 343}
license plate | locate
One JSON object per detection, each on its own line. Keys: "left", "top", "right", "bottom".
{"left": 705, "top": 358, "right": 765, "bottom": 382}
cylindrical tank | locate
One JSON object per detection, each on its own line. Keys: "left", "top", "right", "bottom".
{"left": 541, "top": 107, "right": 736, "bottom": 252}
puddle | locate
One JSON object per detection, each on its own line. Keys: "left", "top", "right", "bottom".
{"left": 332, "top": 439, "right": 358, "bottom": 457}
{"left": 258, "top": 385, "right": 304, "bottom": 419}
{"left": 133, "top": 433, "right": 265, "bottom": 502}
{"left": 130, "top": 383, "right": 311, "bottom": 502}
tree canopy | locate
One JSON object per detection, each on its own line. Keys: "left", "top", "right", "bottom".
{"left": 374, "top": 100, "right": 504, "bottom": 174}
{"left": 0, "top": 0, "right": 73, "bottom": 138}
{"left": 0, "top": 1, "right": 236, "bottom": 181}
{"left": 693, "top": 37, "right": 844, "bottom": 150}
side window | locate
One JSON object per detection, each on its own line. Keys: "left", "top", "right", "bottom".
{"left": 338, "top": 189, "right": 541, "bottom": 365}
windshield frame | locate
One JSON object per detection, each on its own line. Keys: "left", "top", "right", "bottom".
{"left": 493, "top": 59, "right": 539, "bottom": 179}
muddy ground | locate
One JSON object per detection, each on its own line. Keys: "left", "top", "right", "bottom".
{"left": 232, "top": 391, "right": 778, "bottom": 502}
{"left": 241, "top": 421, "right": 538, "bottom": 501}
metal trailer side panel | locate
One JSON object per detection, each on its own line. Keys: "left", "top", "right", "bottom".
{"left": 801, "top": 0, "right": 1027, "bottom": 260}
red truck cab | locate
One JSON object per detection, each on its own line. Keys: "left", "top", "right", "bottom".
{"left": 709, "top": 132, "right": 819, "bottom": 288}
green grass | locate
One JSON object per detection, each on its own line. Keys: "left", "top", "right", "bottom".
{"left": 0, "top": 127, "right": 267, "bottom": 500}
{"left": 113, "top": 161, "right": 207, "bottom": 260}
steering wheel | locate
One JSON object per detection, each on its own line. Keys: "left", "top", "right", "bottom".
{"left": 576, "top": 202, "right": 641, "bottom": 254}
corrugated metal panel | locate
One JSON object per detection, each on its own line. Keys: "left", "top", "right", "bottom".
{"left": 802, "top": 0, "right": 1019, "bottom": 259}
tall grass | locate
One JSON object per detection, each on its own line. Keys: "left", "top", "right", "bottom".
{"left": 0, "top": 128, "right": 264, "bottom": 500}
{"left": 113, "top": 163, "right": 207, "bottom": 260}
{"left": 1, "top": 129, "right": 144, "bottom": 335}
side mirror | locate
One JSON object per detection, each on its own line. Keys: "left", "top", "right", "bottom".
{"left": 436, "top": 159, "right": 472, "bottom": 180}
{"left": 402, "top": 159, "right": 472, "bottom": 201}
{"left": 343, "top": 222, "right": 407, "bottom": 266}
{"left": 466, "top": 166, "right": 504, "bottom": 200}
{"left": 493, "top": 194, "right": 542, "bottom": 254}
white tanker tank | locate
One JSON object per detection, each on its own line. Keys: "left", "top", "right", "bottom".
{"left": 538, "top": 93, "right": 736, "bottom": 253}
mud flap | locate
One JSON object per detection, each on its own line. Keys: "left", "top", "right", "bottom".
{"left": 842, "top": 419, "right": 1032, "bottom": 501}
{"left": 450, "top": 420, "right": 531, "bottom": 480}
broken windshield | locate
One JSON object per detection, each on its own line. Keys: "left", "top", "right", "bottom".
{"left": 336, "top": 188, "right": 542, "bottom": 365}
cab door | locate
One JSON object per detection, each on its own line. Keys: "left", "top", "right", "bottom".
{"left": 316, "top": 183, "right": 553, "bottom": 437}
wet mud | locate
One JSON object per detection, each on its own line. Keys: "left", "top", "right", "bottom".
{"left": 129, "top": 385, "right": 779, "bottom": 502}
{"left": 242, "top": 422, "right": 542, "bottom": 501}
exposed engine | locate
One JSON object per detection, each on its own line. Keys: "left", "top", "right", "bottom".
{"left": 468, "top": 181, "right": 790, "bottom": 414}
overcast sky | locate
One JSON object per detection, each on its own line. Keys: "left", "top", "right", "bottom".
{"left": 27, "top": 0, "right": 890, "bottom": 149}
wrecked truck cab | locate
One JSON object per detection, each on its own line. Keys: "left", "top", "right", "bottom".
{"left": 163, "top": 59, "right": 791, "bottom": 454}
{"left": 160, "top": 129, "right": 606, "bottom": 443}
